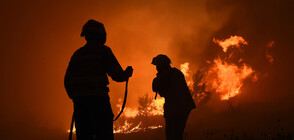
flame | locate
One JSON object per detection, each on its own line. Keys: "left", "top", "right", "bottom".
{"left": 213, "top": 35, "right": 248, "bottom": 52}
{"left": 113, "top": 121, "right": 143, "bottom": 134}
{"left": 209, "top": 36, "right": 254, "bottom": 100}
{"left": 67, "top": 35, "right": 260, "bottom": 134}
{"left": 67, "top": 96, "right": 164, "bottom": 134}
{"left": 180, "top": 62, "right": 194, "bottom": 88}
{"left": 185, "top": 35, "right": 256, "bottom": 103}
{"left": 113, "top": 121, "right": 163, "bottom": 134}
{"left": 148, "top": 98, "right": 164, "bottom": 116}
{"left": 67, "top": 96, "right": 165, "bottom": 134}
{"left": 208, "top": 59, "right": 254, "bottom": 100}
{"left": 113, "top": 96, "right": 164, "bottom": 134}
{"left": 116, "top": 98, "right": 138, "bottom": 118}
{"left": 115, "top": 97, "right": 164, "bottom": 118}
{"left": 180, "top": 62, "right": 190, "bottom": 77}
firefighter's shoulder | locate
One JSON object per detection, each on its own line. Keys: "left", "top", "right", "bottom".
{"left": 171, "top": 68, "right": 184, "bottom": 76}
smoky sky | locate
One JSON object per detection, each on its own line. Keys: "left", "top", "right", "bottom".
{"left": 0, "top": 0, "right": 293, "bottom": 139}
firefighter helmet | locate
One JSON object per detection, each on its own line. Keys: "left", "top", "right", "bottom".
{"left": 81, "top": 19, "right": 106, "bottom": 44}
{"left": 151, "top": 54, "right": 171, "bottom": 65}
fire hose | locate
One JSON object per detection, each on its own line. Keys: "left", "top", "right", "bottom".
{"left": 68, "top": 78, "right": 129, "bottom": 140}
{"left": 113, "top": 78, "right": 129, "bottom": 121}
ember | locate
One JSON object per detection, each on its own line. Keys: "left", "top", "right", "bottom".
{"left": 266, "top": 41, "right": 274, "bottom": 64}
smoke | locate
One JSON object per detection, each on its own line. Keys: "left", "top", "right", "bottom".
{"left": 0, "top": 0, "right": 229, "bottom": 138}
{"left": 206, "top": 0, "right": 294, "bottom": 102}
{"left": 181, "top": 0, "right": 294, "bottom": 136}
{"left": 167, "top": 0, "right": 294, "bottom": 104}
{"left": 0, "top": 0, "right": 293, "bottom": 139}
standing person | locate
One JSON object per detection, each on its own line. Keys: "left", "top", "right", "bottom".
{"left": 64, "top": 19, "right": 133, "bottom": 140}
{"left": 152, "top": 54, "right": 195, "bottom": 140}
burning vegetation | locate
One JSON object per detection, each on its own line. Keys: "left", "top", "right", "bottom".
{"left": 68, "top": 35, "right": 275, "bottom": 135}
{"left": 68, "top": 94, "right": 165, "bottom": 134}
{"left": 113, "top": 94, "right": 164, "bottom": 134}
{"left": 113, "top": 35, "right": 259, "bottom": 134}
{"left": 180, "top": 35, "right": 257, "bottom": 108}
{"left": 212, "top": 35, "right": 248, "bottom": 53}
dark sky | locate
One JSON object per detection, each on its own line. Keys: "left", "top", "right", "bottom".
{"left": 0, "top": 0, "right": 293, "bottom": 139}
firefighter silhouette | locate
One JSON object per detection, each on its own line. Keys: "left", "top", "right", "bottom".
{"left": 152, "top": 54, "right": 195, "bottom": 140}
{"left": 64, "top": 19, "right": 133, "bottom": 140}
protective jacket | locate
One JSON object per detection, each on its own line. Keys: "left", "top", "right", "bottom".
{"left": 152, "top": 68, "right": 196, "bottom": 117}
{"left": 64, "top": 43, "right": 128, "bottom": 99}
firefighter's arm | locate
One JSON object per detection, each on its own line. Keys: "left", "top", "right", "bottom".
{"left": 106, "top": 47, "right": 133, "bottom": 82}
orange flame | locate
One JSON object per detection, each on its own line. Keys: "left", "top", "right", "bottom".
{"left": 213, "top": 35, "right": 248, "bottom": 52}
{"left": 180, "top": 62, "right": 194, "bottom": 88}
{"left": 116, "top": 98, "right": 138, "bottom": 118}
{"left": 113, "top": 96, "right": 164, "bottom": 134}
{"left": 209, "top": 36, "right": 255, "bottom": 100}
{"left": 180, "top": 62, "right": 190, "bottom": 77}
{"left": 67, "top": 35, "right": 259, "bottom": 134}
{"left": 113, "top": 121, "right": 143, "bottom": 134}
{"left": 68, "top": 96, "right": 164, "bottom": 134}
{"left": 186, "top": 35, "right": 256, "bottom": 103}
{"left": 208, "top": 59, "right": 254, "bottom": 100}
{"left": 148, "top": 98, "right": 164, "bottom": 116}
{"left": 113, "top": 121, "right": 163, "bottom": 134}
{"left": 209, "top": 36, "right": 254, "bottom": 100}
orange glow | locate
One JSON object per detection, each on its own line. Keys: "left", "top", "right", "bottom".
{"left": 180, "top": 62, "right": 190, "bottom": 77}
{"left": 115, "top": 97, "right": 164, "bottom": 118}
{"left": 68, "top": 97, "right": 164, "bottom": 134}
{"left": 112, "top": 97, "right": 164, "bottom": 134}
{"left": 266, "top": 41, "right": 274, "bottom": 64}
{"left": 148, "top": 98, "right": 165, "bottom": 116}
{"left": 67, "top": 121, "right": 162, "bottom": 134}
{"left": 208, "top": 59, "right": 254, "bottom": 100}
{"left": 185, "top": 35, "right": 256, "bottom": 103}
{"left": 116, "top": 98, "right": 138, "bottom": 118}
{"left": 67, "top": 123, "right": 76, "bottom": 134}
{"left": 180, "top": 62, "right": 194, "bottom": 88}
{"left": 3, "top": 0, "right": 292, "bottom": 139}
{"left": 213, "top": 35, "right": 248, "bottom": 52}
{"left": 209, "top": 36, "right": 254, "bottom": 100}
{"left": 113, "top": 121, "right": 163, "bottom": 134}
{"left": 113, "top": 121, "right": 143, "bottom": 134}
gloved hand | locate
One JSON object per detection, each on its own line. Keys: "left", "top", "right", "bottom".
{"left": 125, "top": 66, "right": 133, "bottom": 77}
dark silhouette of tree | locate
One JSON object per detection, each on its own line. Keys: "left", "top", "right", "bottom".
{"left": 191, "top": 70, "right": 212, "bottom": 105}
{"left": 138, "top": 94, "right": 156, "bottom": 116}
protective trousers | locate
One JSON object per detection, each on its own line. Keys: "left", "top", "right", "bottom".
{"left": 73, "top": 96, "right": 114, "bottom": 140}
{"left": 165, "top": 111, "right": 190, "bottom": 140}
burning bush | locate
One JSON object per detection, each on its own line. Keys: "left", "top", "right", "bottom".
{"left": 113, "top": 94, "right": 164, "bottom": 134}
{"left": 181, "top": 35, "right": 257, "bottom": 107}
